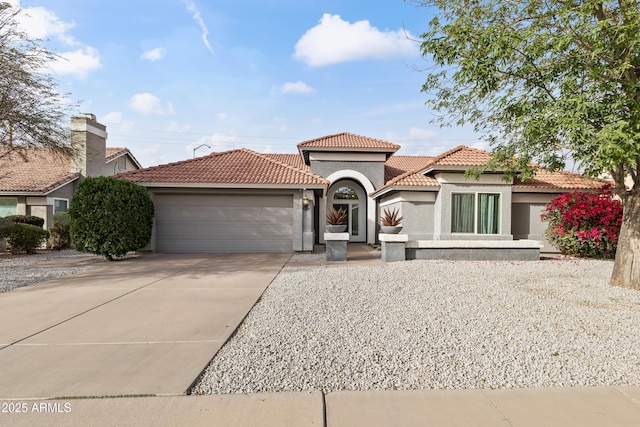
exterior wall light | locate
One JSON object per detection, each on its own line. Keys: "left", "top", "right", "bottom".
{"left": 302, "top": 196, "right": 312, "bottom": 210}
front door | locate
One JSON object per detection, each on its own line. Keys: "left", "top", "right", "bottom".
{"left": 328, "top": 180, "right": 366, "bottom": 243}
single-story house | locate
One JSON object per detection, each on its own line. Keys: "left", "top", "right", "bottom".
{"left": 0, "top": 114, "right": 141, "bottom": 229}
{"left": 116, "top": 132, "right": 604, "bottom": 254}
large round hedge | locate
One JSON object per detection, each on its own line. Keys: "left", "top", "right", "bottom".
{"left": 69, "top": 177, "right": 154, "bottom": 260}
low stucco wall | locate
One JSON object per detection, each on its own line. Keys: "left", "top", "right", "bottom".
{"left": 405, "top": 240, "right": 542, "bottom": 261}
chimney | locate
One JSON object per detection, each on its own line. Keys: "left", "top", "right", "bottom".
{"left": 70, "top": 113, "right": 107, "bottom": 178}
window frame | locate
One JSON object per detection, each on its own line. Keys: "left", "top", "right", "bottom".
{"left": 53, "top": 198, "right": 69, "bottom": 213}
{"left": 451, "top": 192, "right": 501, "bottom": 235}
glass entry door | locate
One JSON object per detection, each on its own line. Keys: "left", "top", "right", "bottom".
{"left": 328, "top": 180, "right": 366, "bottom": 242}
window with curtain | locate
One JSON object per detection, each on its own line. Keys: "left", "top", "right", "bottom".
{"left": 477, "top": 193, "right": 500, "bottom": 234}
{"left": 451, "top": 193, "right": 475, "bottom": 233}
{"left": 451, "top": 193, "right": 500, "bottom": 234}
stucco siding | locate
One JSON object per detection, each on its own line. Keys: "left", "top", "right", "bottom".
{"left": 380, "top": 192, "right": 435, "bottom": 240}
{"left": 435, "top": 181, "right": 513, "bottom": 240}
{"left": 311, "top": 161, "right": 385, "bottom": 189}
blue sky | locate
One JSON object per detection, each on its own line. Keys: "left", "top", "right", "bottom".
{"left": 10, "top": 0, "right": 483, "bottom": 167}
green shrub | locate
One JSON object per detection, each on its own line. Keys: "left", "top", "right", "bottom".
{"left": 4, "top": 215, "right": 45, "bottom": 227}
{"left": 69, "top": 177, "right": 154, "bottom": 260}
{"left": 7, "top": 223, "right": 49, "bottom": 254}
{"left": 0, "top": 217, "right": 15, "bottom": 239}
{"left": 49, "top": 212, "right": 71, "bottom": 250}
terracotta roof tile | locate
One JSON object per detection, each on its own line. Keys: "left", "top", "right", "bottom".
{"left": 514, "top": 168, "right": 609, "bottom": 190}
{"left": 106, "top": 147, "right": 143, "bottom": 168}
{"left": 117, "top": 148, "right": 328, "bottom": 186}
{"left": 263, "top": 153, "right": 308, "bottom": 170}
{"left": 0, "top": 148, "right": 79, "bottom": 193}
{"left": 386, "top": 172, "right": 439, "bottom": 188}
{"left": 384, "top": 155, "right": 434, "bottom": 182}
{"left": 297, "top": 132, "right": 400, "bottom": 151}
{"left": 430, "top": 145, "right": 493, "bottom": 167}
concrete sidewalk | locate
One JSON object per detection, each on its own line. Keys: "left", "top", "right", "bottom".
{"left": 2, "top": 386, "right": 640, "bottom": 426}
{"left": 0, "top": 252, "right": 289, "bottom": 399}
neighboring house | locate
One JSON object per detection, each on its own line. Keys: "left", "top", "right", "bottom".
{"left": 0, "top": 114, "right": 141, "bottom": 229}
{"left": 117, "top": 132, "right": 605, "bottom": 254}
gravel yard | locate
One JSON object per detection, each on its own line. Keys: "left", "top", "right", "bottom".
{"left": 192, "top": 258, "right": 640, "bottom": 394}
{"left": 0, "top": 250, "right": 98, "bottom": 292}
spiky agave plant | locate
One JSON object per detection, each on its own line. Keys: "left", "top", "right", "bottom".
{"left": 381, "top": 208, "right": 403, "bottom": 226}
{"left": 326, "top": 207, "right": 347, "bottom": 225}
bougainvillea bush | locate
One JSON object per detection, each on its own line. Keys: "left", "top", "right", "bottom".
{"left": 541, "top": 186, "right": 622, "bottom": 258}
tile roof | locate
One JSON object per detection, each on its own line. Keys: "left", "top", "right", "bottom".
{"left": 514, "top": 168, "right": 609, "bottom": 190}
{"left": 0, "top": 148, "right": 79, "bottom": 193}
{"left": 263, "top": 153, "right": 308, "bottom": 171}
{"left": 297, "top": 132, "right": 401, "bottom": 151}
{"left": 384, "top": 155, "right": 435, "bottom": 182}
{"left": 103, "top": 138, "right": 604, "bottom": 194}
{"left": 106, "top": 147, "right": 143, "bottom": 168}
{"left": 429, "top": 145, "right": 494, "bottom": 167}
{"left": 116, "top": 148, "right": 329, "bottom": 186}
{"left": 372, "top": 146, "right": 605, "bottom": 197}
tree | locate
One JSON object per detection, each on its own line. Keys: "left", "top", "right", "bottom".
{"left": 0, "top": 2, "right": 73, "bottom": 158}
{"left": 69, "top": 177, "right": 154, "bottom": 261}
{"left": 415, "top": 0, "right": 640, "bottom": 289}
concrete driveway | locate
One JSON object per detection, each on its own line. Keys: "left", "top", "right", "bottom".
{"left": 0, "top": 252, "right": 290, "bottom": 400}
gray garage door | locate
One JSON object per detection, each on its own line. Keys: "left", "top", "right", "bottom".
{"left": 154, "top": 194, "right": 293, "bottom": 252}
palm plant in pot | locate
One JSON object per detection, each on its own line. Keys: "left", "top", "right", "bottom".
{"left": 380, "top": 207, "right": 403, "bottom": 234}
{"left": 326, "top": 207, "right": 347, "bottom": 232}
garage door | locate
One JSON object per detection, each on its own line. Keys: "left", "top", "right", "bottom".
{"left": 154, "top": 194, "right": 293, "bottom": 252}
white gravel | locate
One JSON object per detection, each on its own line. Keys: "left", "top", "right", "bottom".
{"left": 192, "top": 258, "right": 640, "bottom": 394}
{"left": 0, "top": 250, "right": 96, "bottom": 292}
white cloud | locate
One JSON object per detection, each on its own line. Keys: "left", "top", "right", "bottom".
{"left": 129, "top": 93, "right": 175, "bottom": 115}
{"left": 13, "top": 5, "right": 77, "bottom": 45}
{"left": 10, "top": 3, "right": 103, "bottom": 77}
{"left": 102, "top": 112, "right": 123, "bottom": 124}
{"left": 49, "top": 47, "right": 102, "bottom": 79}
{"left": 101, "top": 112, "right": 134, "bottom": 131}
{"left": 182, "top": 0, "right": 215, "bottom": 56}
{"left": 294, "top": 14, "right": 418, "bottom": 67}
{"left": 141, "top": 47, "right": 166, "bottom": 62}
{"left": 216, "top": 112, "right": 228, "bottom": 121}
{"left": 281, "top": 81, "right": 316, "bottom": 95}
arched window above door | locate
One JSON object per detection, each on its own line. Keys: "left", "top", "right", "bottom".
{"left": 333, "top": 186, "right": 359, "bottom": 200}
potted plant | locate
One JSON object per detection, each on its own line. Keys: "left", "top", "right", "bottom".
{"left": 380, "top": 207, "right": 403, "bottom": 234}
{"left": 326, "top": 207, "right": 347, "bottom": 232}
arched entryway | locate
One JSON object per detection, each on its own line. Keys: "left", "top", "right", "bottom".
{"left": 327, "top": 179, "right": 367, "bottom": 242}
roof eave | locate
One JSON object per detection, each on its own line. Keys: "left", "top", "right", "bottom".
{"left": 423, "top": 165, "right": 509, "bottom": 174}
{"left": 132, "top": 182, "right": 329, "bottom": 190}
{"left": 0, "top": 175, "right": 80, "bottom": 196}
{"left": 512, "top": 186, "right": 598, "bottom": 193}
{"left": 0, "top": 190, "right": 46, "bottom": 196}
{"left": 371, "top": 185, "right": 440, "bottom": 199}
{"left": 298, "top": 146, "right": 399, "bottom": 165}
{"left": 107, "top": 151, "right": 143, "bottom": 169}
